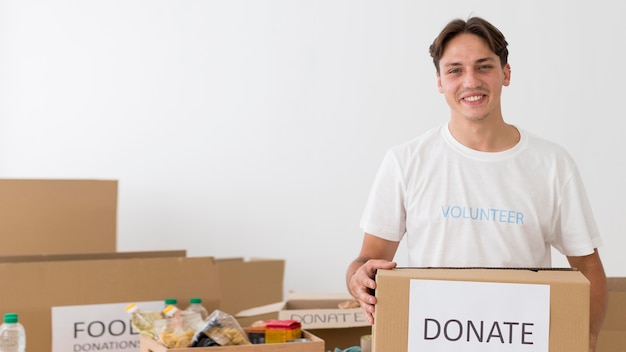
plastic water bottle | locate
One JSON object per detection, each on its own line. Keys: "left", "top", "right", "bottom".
{"left": 124, "top": 303, "right": 162, "bottom": 339}
{"left": 164, "top": 298, "right": 178, "bottom": 309}
{"left": 184, "top": 297, "right": 209, "bottom": 320}
{"left": 0, "top": 313, "right": 26, "bottom": 352}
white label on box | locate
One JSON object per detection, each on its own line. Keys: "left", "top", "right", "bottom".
{"left": 279, "top": 308, "right": 369, "bottom": 329}
{"left": 407, "top": 280, "right": 550, "bottom": 352}
{"left": 52, "top": 300, "right": 163, "bottom": 352}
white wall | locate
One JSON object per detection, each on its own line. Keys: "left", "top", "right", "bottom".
{"left": 1, "top": 0, "right": 624, "bottom": 297}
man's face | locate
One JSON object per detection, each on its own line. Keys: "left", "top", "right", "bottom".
{"left": 436, "top": 33, "right": 511, "bottom": 123}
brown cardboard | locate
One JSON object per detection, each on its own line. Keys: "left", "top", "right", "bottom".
{"left": 0, "top": 179, "right": 117, "bottom": 255}
{"left": 236, "top": 292, "right": 371, "bottom": 350}
{"left": 0, "top": 251, "right": 220, "bottom": 352}
{"left": 597, "top": 277, "right": 626, "bottom": 352}
{"left": 139, "top": 330, "right": 325, "bottom": 352}
{"left": 215, "top": 258, "right": 285, "bottom": 315}
{"left": 373, "top": 268, "right": 590, "bottom": 352}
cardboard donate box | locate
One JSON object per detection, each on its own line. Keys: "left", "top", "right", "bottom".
{"left": 597, "top": 277, "right": 626, "bottom": 352}
{"left": 0, "top": 179, "right": 117, "bottom": 255}
{"left": 373, "top": 268, "right": 590, "bottom": 352}
{"left": 236, "top": 292, "right": 371, "bottom": 350}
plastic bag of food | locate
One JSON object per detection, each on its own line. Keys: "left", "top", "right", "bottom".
{"left": 190, "top": 309, "right": 250, "bottom": 347}
{"left": 156, "top": 305, "right": 197, "bottom": 348}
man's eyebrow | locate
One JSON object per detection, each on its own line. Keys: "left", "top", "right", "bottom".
{"left": 442, "top": 57, "right": 496, "bottom": 67}
{"left": 476, "top": 57, "right": 496, "bottom": 64}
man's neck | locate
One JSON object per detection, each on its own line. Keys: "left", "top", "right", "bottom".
{"left": 447, "top": 118, "right": 520, "bottom": 152}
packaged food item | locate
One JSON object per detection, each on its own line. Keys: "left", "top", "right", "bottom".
{"left": 124, "top": 303, "right": 163, "bottom": 339}
{"left": 264, "top": 319, "right": 301, "bottom": 343}
{"left": 246, "top": 320, "right": 267, "bottom": 344}
{"left": 157, "top": 305, "right": 195, "bottom": 348}
{"left": 190, "top": 310, "right": 250, "bottom": 347}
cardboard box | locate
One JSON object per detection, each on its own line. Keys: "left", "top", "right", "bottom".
{"left": 597, "top": 277, "right": 626, "bottom": 352}
{"left": 0, "top": 251, "right": 219, "bottom": 352}
{"left": 236, "top": 292, "right": 371, "bottom": 350}
{"left": 0, "top": 251, "right": 286, "bottom": 352}
{"left": 373, "top": 268, "right": 590, "bottom": 352}
{"left": 139, "top": 330, "right": 325, "bottom": 352}
{"left": 216, "top": 257, "right": 284, "bottom": 315}
{"left": 0, "top": 179, "right": 117, "bottom": 255}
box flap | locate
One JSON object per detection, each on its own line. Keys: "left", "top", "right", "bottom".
{"left": 216, "top": 257, "right": 284, "bottom": 315}
{"left": 236, "top": 301, "right": 286, "bottom": 317}
{"left": 0, "top": 250, "right": 187, "bottom": 263}
{"left": 236, "top": 292, "right": 369, "bottom": 330}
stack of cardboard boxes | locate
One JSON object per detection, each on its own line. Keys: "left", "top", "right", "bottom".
{"left": 0, "top": 179, "right": 320, "bottom": 352}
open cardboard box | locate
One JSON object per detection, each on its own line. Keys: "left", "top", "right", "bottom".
{"left": 139, "top": 330, "right": 325, "bottom": 352}
{"left": 597, "top": 277, "right": 626, "bottom": 352}
{"left": 236, "top": 292, "right": 371, "bottom": 350}
{"left": 0, "top": 252, "right": 286, "bottom": 352}
{"left": 0, "top": 250, "right": 219, "bottom": 352}
{"left": 373, "top": 268, "right": 591, "bottom": 352}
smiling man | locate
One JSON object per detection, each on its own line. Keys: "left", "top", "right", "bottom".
{"left": 346, "top": 17, "right": 607, "bottom": 352}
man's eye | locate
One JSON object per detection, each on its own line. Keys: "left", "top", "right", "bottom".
{"left": 478, "top": 65, "right": 492, "bottom": 70}
{"left": 448, "top": 68, "right": 461, "bottom": 74}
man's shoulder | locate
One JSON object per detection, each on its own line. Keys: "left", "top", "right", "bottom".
{"left": 389, "top": 125, "right": 443, "bottom": 153}
{"left": 521, "top": 128, "right": 572, "bottom": 155}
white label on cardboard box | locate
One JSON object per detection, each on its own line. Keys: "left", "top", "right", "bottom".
{"left": 52, "top": 300, "right": 162, "bottom": 352}
{"left": 278, "top": 308, "right": 369, "bottom": 329}
{"left": 407, "top": 280, "right": 550, "bottom": 352}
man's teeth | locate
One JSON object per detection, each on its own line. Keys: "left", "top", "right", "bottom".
{"left": 464, "top": 95, "right": 483, "bottom": 102}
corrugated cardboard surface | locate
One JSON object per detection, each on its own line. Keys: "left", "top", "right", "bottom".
{"left": 0, "top": 179, "right": 117, "bottom": 255}
{"left": 139, "top": 330, "right": 325, "bottom": 352}
{"left": 216, "top": 258, "right": 284, "bottom": 316}
{"left": 597, "top": 277, "right": 626, "bottom": 352}
{"left": 0, "top": 252, "right": 220, "bottom": 352}
{"left": 373, "top": 268, "right": 590, "bottom": 352}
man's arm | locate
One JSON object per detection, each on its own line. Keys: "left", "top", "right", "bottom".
{"left": 346, "top": 233, "right": 399, "bottom": 324}
{"left": 567, "top": 248, "right": 608, "bottom": 352}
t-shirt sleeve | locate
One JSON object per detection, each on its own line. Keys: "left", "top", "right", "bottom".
{"left": 359, "top": 150, "right": 406, "bottom": 242}
{"left": 550, "top": 162, "right": 603, "bottom": 257}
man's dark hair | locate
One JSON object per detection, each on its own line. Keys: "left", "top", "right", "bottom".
{"left": 429, "top": 17, "right": 509, "bottom": 73}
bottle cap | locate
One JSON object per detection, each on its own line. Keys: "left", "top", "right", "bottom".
{"left": 124, "top": 303, "right": 138, "bottom": 314}
{"left": 3, "top": 313, "right": 18, "bottom": 324}
{"left": 190, "top": 297, "right": 202, "bottom": 304}
{"left": 164, "top": 298, "right": 177, "bottom": 305}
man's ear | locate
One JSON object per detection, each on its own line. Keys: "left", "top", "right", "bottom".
{"left": 503, "top": 63, "right": 511, "bottom": 86}
{"left": 437, "top": 73, "right": 444, "bottom": 93}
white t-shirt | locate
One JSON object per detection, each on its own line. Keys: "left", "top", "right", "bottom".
{"left": 360, "top": 123, "right": 602, "bottom": 267}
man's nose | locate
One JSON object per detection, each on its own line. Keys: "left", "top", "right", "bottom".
{"left": 463, "top": 71, "right": 481, "bottom": 88}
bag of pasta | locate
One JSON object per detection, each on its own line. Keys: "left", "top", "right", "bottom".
{"left": 156, "top": 305, "right": 197, "bottom": 348}
{"left": 190, "top": 309, "right": 250, "bottom": 347}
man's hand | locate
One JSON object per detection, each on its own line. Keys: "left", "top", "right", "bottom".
{"left": 348, "top": 259, "right": 397, "bottom": 324}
